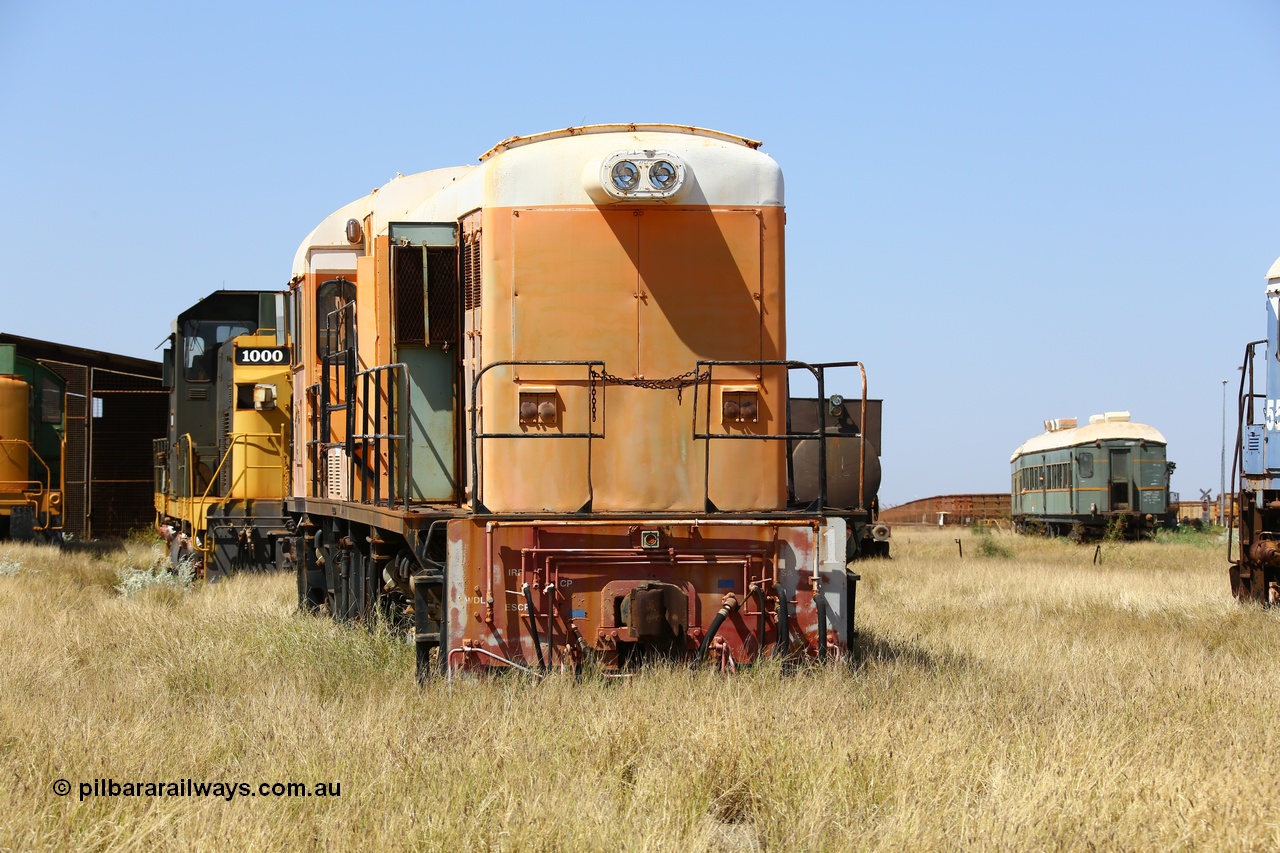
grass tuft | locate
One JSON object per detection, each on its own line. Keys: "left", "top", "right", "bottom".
{"left": 115, "top": 551, "right": 195, "bottom": 596}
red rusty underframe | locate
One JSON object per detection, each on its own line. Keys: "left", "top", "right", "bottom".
{"left": 445, "top": 519, "right": 840, "bottom": 673}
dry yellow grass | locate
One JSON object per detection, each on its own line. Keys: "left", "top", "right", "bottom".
{"left": 0, "top": 527, "right": 1277, "bottom": 851}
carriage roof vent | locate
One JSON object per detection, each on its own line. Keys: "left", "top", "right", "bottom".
{"left": 1043, "top": 417, "right": 1077, "bottom": 432}
{"left": 1089, "top": 412, "right": 1131, "bottom": 424}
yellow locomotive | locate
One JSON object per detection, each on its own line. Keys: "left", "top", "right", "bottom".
{"left": 153, "top": 291, "right": 292, "bottom": 579}
{"left": 161, "top": 125, "right": 888, "bottom": 675}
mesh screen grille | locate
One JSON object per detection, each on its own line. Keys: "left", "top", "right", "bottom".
{"left": 393, "top": 245, "right": 425, "bottom": 344}
{"left": 427, "top": 247, "right": 459, "bottom": 344}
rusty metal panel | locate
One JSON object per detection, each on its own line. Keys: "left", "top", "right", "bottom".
{"left": 444, "top": 518, "right": 832, "bottom": 673}
{"left": 637, "top": 209, "right": 763, "bottom": 376}
{"left": 479, "top": 206, "right": 788, "bottom": 513}
{"left": 508, "top": 208, "right": 638, "bottom": 368}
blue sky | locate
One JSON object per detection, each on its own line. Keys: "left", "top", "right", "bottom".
{"left": 2, "top": 0, "right": 1277, "bottom": 504}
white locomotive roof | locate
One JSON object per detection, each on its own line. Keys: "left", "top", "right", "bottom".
{"left": 291, "top": 167, "right": 474, "bottom": 276}
{"left": 1267, "top": 254, "right": 1280, "bottom": 283}
{"left": 292, "top": 125, "right": 782, "bottom": 279}
{"left": 1010, "top": 414, "right": 1166, "bottom": 461}
{"left": 479, "top": 124, "right": 763, "bottom": 159}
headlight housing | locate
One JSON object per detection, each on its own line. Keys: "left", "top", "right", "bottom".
{"left": 648, "top": 159, "right": 677, "bottom": 190}
{"left": 596, "top": 151, "right": 687, "bottom": 201}
{"left": 610, "top": 160, "right": 640, "bottom": 192}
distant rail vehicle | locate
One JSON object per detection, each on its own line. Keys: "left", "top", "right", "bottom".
{"left": 154, "top": 291, "right": 292, "bottom": 580}
{"left": 1011, "top": 413, "right": 1174, "bottom": 539}
{"left": 254, "top": 124, "right": 890, "bottom": 676}
{"left": 0, "top": 344, "right": 65, "bottom": 541}
{"left": 1230, "top": 255, "right": 1280, "bottom": 604}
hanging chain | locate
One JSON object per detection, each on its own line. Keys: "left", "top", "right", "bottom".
{"left": 588, "top": 367, "right": 710, "bottom": 422}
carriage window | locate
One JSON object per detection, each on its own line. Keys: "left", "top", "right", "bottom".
{"left": 316, "top": 278, "right": 357, "bottom": 360}
{"left": 1077, "top": 452, "right": 1094, "bottom": 479}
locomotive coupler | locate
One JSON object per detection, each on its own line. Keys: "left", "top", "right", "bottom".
{"left": 1248, "top": 540, "right": 1280, "bottom": 568}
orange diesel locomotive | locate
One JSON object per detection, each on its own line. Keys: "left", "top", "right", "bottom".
{"left": 283, "top": 125, "right": 886, "bottom": 676}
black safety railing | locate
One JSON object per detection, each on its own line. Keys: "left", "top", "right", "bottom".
{"left": 1229, "top": 338, "right": 1268, "bottom": 565}
{"left": 468, "top": 358, "right": 867, "bottom": 516}
{"left": 312, "top": 300, "right": 357, "bottom": 500}
{"left": 691, "top": 360, "right": 867, "bottom": 514}
{"left": 352, "top": 363, "right": 410, "bottom": 508}
{"left": 470, "top": 360, "right": 605, "bottom": 513}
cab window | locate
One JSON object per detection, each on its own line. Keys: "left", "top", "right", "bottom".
{"left": 316, "top": 279, "right": 357, "bottom": 360}
{"left": 183, "top": 320, "right": 254, "bottom": 382}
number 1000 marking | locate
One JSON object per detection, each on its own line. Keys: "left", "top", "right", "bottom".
{"left": 236, "top": 347, "right": 289, "bottom": 365}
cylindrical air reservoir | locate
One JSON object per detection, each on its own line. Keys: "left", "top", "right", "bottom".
{"left": 792, "top": 433, "right": 882, "bottom": 510}
{"left": 0, "top": 376, "right": 31, "bottom": 492}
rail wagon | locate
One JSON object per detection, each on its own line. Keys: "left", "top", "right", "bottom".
{"left": 180, "top": 124, "right": 887, "bottom": 675}
{"left": 0, "top": 344, "right": 65, "bottom": 541}
{"left": 1011, "top": 413, "right": 1174, "bottom": 539}
{"left": 1231, "top": 254, "right": 1280, "bottom": 603}
{"left": 153, "top": 290, "right": 293, "bottom": 580}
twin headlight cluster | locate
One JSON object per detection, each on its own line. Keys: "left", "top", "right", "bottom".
{"left": 595, "top": 151, "right": 687, "bottom": 201}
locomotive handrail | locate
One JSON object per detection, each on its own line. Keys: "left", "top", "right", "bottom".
{"left": 1228, "top": 338, "right": 1267, "bottom": 565}
{"left": 0, "top": 438, "right": 52, "bottom": 497}
{"left": 690, "top": 360, "right": 869, "bottom": 514}
{"left": 469, "top": 360, "right": 605, "bottom": 513}
{"left": 0, "top": 437, "right": 65, "bottom": 531}
{"left": 187, "top": 428, "right": 288, "bottom": 565}
{"left": 197, "top": 430, "right": 289, "bottom": 506}
{"left": 173, "top": 432, "right": 212, "bottom": 530}
{"left": 351, "top": 362, "right": 410, "bottom": 510}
